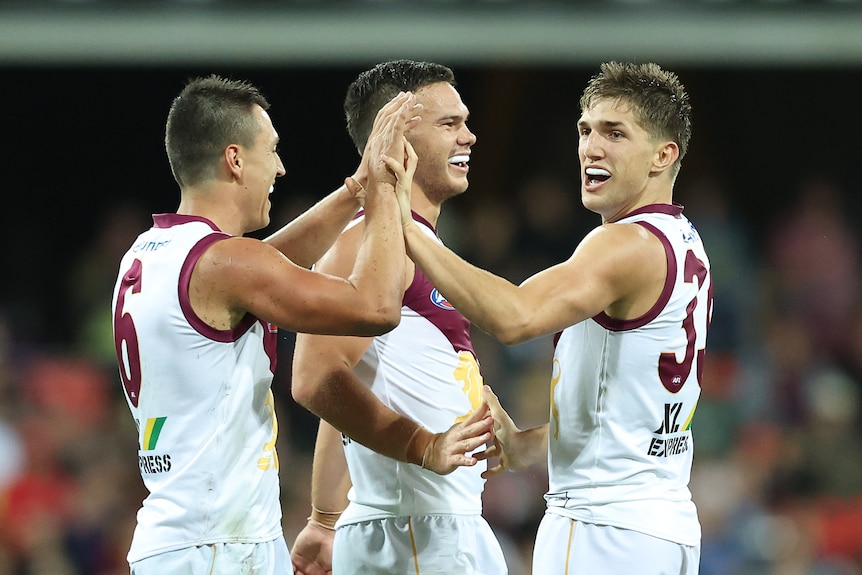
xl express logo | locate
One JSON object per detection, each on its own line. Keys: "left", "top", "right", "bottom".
{"left": 139, "top": 416, "right": 172, "bottom": 474}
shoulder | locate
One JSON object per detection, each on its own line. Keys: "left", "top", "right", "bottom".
{"left": 580, "top": 222, "right": 664, "bottom": 265}
{"left": 193, "top": 236, "right": 288, "bottom": 288}
{"left": 199, "top": 235, "right": 272, "bottom": 264}
{"left": 577, "top": 222, "right": 667, "bottom": 301}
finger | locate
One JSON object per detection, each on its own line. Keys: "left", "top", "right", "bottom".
{"left": 403, "top": 139, "right": 418, "bottom": 173}
{"left": 483, "top": 384, "right": 501, "bottom": 411}
{"left": 374, "top": 92, "right": 414, "bottom": 136}
{"left": 456, "top": 414, "right": 494, "bottom": 439}
{"left": 481, "top": 462, "right": 507, "bottom": 479}
{"left": 344, "top": 176, "right": 366, "bottom": 196}
{"left": 458, "top": 431, "right": 493, "bottom": 454}
{"left": 474, "top": 443, "right": 499, "bottom": 461}
{"left": 483, "top": 385, "right": 511, "bottom": 425}
{"left": 381, "top": 153, "right": 406, "bottom": 179}
{"left": 365, "top": 92, "right": 410, "bottom": 153}
{"left": 460, "top": 401, "right": 491, "bottom": 427}
{"left": 372, "top": 91, "right": 410, "bottom": 126}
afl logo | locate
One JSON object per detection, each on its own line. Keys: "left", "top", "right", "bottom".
{"left": 430, "top": 288, "right": 455, "bottom": 310}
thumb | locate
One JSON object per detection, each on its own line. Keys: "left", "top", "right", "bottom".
{"left": 483, "top": 385, "right": 504, "bottom": 417}
{"left": 483, "top": 385, "right": 516, "bottom": 430}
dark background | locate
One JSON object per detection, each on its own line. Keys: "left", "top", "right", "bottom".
{"left": 6, "top": 63, "right": 862, "bottom": 348}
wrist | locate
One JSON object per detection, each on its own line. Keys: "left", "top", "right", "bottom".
{"left": 403, "top": 425, "right": 434, "bottom": 466}
{"left": 340, "top": 180, "right": 363, "bottom": 207}
{"left": 308, "top": 505, "right": 344, "bottom": 531}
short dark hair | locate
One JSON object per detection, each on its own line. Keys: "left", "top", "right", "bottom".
{"left": 344, "top": 60, "right": 456, "bottom": 154}
{"left": 580, "top": 62, "right": 692, "bottom": 174}
{"left": 165, "top": 74, "right": 271, "bottom": 188}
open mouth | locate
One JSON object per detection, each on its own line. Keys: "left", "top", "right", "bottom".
{"left": 585, "top": 167, "right": 611, "bottom": 185}
{"left": 448, "top": 154, "right": 470, "bottom": 170}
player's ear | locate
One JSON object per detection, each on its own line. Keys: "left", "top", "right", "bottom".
{"left": 652, "top": 141, "right": 679, "bottom": 175}
{"left": 225, "top": 144, "right": 242, "bottom": 178}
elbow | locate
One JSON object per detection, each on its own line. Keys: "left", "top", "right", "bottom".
{"left": 362, "top": 305, "right": 401, "bottom": 336}
{"left": 492, "top": 316, "right": 538, "bottom": 346}
{"left": 379, "top": 302, "right": 402, "bottom": 331}
{"left": 290, "top": 366, "right": 325, "bottom": 411}
{"left": 496, "top": 329, "right": 532, "bottom": 346}
{"left": 290, "top": 377, "right": 314, "bottom": 409}
{"left": 351, "top": 296, "right": 401, "bottom": 337}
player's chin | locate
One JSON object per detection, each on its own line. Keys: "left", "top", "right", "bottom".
{"left": 255, "top": 211, "right": 272, "bottom": 232}
{"left": 450, "top": 177, "right": 470, "bottom": 195}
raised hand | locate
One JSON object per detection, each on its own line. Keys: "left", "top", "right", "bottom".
{"left": 355, "top": 91, "right": 422, "bottom": 192}
{"left": 420, "top": 402, "right": 494, "bottom": 475}
{"left": 382, "top": 139, "right": 418, "bottom": 228}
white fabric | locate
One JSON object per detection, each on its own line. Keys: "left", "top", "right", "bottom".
{"left": 333, "top": 515, "right": 506, "bottom": 575}
{"left": 113, "top": 214, "right": 283, "bottom": 563}
{"left": 130, "top": 538, "right": 292, "bottom": 575}
{"left": 334, "top": 214, "right": 505, "bottom": 573}
{"left": 546, "top": 205, "right": 710, "bottom": 547}
{"left": 340, "top": 216, "right": 486, "bottom": 523}
{"left": 532, "top": 512, "right": 700, "bottom": 575}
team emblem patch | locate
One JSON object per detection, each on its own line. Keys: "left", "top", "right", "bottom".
{"left": 430, "top": 288, "right": 455, "bottom": 310}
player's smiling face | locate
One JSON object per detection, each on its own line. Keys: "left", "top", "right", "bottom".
{"left": 240, "top": 105, "right": 286, "bottom": 232}
{"left": 577, "top": 98, "right": 663, "bottom": 222}
{"left": 406, "top": 82, "right": 476, "bottom": 205}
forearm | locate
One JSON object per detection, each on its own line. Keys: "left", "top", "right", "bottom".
{"left": 264, "top": 184, "right": 360, "bottom": 268}
{"left": 514, "top": 424, "right": 550, "bottom": 469}
{"left": 349, "top": 185, "right": 406, "bottom": 317}
{"left": 295, "top": 368, "right": 431, "bottom": 467}
{"left": 308, "top": 420, "right": 351, "bottom": 527}
{"left": 403, "top": 223, "right": 532, "bottom": 344}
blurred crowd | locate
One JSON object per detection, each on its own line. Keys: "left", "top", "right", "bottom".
{"left": 2, "top": 172, "right": 862, "bottom": 575}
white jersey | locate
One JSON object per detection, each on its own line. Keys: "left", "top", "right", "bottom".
{"left": 111, "top": 214, "right": 282, "bottom": 563}
{"left": 339, "top": 213, "right": 487, "bottom": 524}
{"left": 546, "top": 204, "right": 711, "bottom": 546}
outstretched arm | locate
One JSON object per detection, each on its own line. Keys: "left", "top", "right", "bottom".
{"left": 399, "top": 211, "right": 666, "bottom": 344}
{"left": 387, "top": 145, "right": 668, "bottom": 344}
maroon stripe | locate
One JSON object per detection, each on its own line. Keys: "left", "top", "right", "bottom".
{"left": 153, "top": 213, "right": 220, "bottom": 230}
{"left": 593, "top": 221, "right": 676, "bottom": 331}
{"left": 179, "top": 233, "right": 259, "bottom": 342}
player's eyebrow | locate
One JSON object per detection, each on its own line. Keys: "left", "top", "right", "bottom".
{"left": 436, "top": 112, "right": 469, "bottom": 123}
{"left": 579, "top": 119, "right": 626, "bottom": 130}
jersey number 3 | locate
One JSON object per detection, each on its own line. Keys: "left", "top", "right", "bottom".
{"left": 659, "top": 250, "right": 711, "bottom": 393}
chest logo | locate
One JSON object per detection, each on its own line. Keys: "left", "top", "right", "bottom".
{"left": 430, "top": 288, "right": 455, "bottom": 310}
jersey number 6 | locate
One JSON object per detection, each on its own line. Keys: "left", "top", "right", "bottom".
{"left": 113, "top": 259, "right": 143, "bottom": 407}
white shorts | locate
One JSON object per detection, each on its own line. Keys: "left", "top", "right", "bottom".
{"left": 532, "top": 512, "right": 699, "bottom": 575}
{"left": 333, "top": 515, "right": 507, "bottom": 575}
{"left": 130, "top": 538, "right": 292, "bottom": 575}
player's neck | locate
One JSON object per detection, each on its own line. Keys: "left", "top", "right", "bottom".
{"left": 410, "top": 188, "right": 442, "bottom": 228}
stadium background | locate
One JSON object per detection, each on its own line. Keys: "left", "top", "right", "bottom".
{"left": 2, "top": 2, "right": 862, "bottom": 573}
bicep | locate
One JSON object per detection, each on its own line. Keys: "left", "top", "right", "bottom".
{"left": 203, "top": 236, "right": 384, "bottom": 336}
{"left": 515, "top": 225, "right": 654, "bottom": 336}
